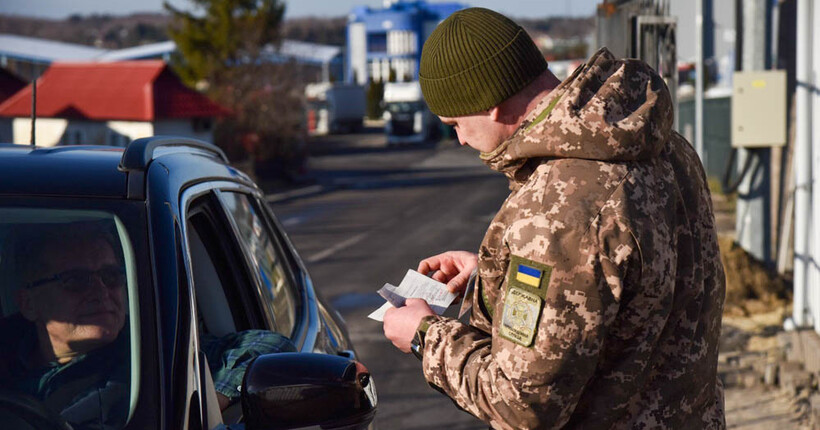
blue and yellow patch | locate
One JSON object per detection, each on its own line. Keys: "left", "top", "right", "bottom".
{"left": 508, "top": 255, "right": 552, "bottom": 299}
{"left": 515, "top": 264, "right": 542, "bottom": 287}
{"left": 501, "top": 255, "right": 552, "bottom": 347}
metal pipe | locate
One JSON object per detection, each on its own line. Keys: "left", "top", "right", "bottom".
{"left": 812, "top": 0, "right": 820, "bottom": 333}
{"left": 770, "top": 0, "right": 779, "bottom": 68}
{"left": 793, "top": 0, "right": 812, "bottom": 328}
{"left": 30, "top": 76, "right": 36, "bottom": 147}
{"left": 695, "top": 0, "right": 704, "bottom": 160}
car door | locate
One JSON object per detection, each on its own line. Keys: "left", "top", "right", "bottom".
{"left": 180, "top": 183, "right": 326, "bottom": 425}
{"left": 178, "top": 182, "right": 288, "bottom": 429}
{"left": 179, "top": 183, "right": 367, "bottom": 428}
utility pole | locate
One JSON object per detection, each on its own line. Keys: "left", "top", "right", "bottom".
{"left": 30, "top": 65, "right": 36, "bottom": 147}
{"left": 695, "top": 0, "right": 704, "bottom": 161}
{"left": 792, "top": 0, "right": 811, "bottom": 328}
{"left": 812, "top": 0, "right": 820, "bottom": 332}
{"left": 735, "top": 0, "right": 772, "bottom": 263}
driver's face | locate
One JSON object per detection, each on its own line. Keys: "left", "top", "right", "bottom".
{"left": 21, "top": 239, "right": 126, "bottom": 353}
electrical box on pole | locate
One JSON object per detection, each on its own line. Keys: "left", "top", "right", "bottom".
{"left": 731, "top": 70, "right": 787, "bottom": 148}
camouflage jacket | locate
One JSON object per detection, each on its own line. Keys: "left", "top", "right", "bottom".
{"left": 420, "top": 48, "right": 726, "bottom": 429}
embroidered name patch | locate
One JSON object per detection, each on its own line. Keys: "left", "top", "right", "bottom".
{"left": 499, "top": 287, "right": 541, "bottom": 347}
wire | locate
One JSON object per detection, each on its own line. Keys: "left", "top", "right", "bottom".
{"left": 721, "top": 147, "right": 758, "bottom": 194}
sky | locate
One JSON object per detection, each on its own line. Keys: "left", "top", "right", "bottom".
{"left": 0, "top": 0, "right": 600, "bottom": 20}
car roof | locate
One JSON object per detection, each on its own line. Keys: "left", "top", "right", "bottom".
{"left": 0, "top": 144, "right": 128, "bottom": 197}
{"left": 0, "top": 138, "right": 243, "bottom": 199}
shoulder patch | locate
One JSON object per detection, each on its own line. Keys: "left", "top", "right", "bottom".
{"left": 498, "top": 255, "right": 552, "bottom": 347}
{"left": 508, "top": 255, "right": 552, "bottom": 299}
{"left": 499, "top": 287, "right": 542, "bottom": 347}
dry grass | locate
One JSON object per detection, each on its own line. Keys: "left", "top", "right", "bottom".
{"left": 719, "top": 234, "right": 791, "bottom": 317}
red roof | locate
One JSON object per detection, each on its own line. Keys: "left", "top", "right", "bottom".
{"left": 0, "top": 61, "right": 229, "bottom": 121}
{"left": 0, "top": 68, "right": 26, "bottom": 104}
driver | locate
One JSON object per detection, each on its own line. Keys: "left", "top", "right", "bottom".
{"left": 1, "top": 223, "right": 299, "bottom": 428}
{"left": 4, "top": 225, "right": 130, "bottom": 430}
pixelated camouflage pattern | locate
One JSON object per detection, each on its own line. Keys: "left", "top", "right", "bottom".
{"left": 420, "top": 48, "right": 726, "bottom": 429}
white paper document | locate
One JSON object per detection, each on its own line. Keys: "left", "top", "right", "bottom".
{"left": 368, "top": 269, "right": 458, "bottom": 321}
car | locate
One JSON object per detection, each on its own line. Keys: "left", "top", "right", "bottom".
{"left": 0, "top": 137, "right": 377, "bottom": 430}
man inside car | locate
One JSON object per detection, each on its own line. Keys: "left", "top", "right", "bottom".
{"left": 1, "top": 223, "right": 297, "bottom": 427}
{"left": 2, "top": 225, "right": 130, "bottom": 430}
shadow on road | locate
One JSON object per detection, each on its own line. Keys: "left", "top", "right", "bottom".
{"left": 306, "top": 125, "right": 457, "bottom": 156}
{"left": 331, "top": 292, "right": 384, "bottom": 311}
{"left": 308, "top": 139, "right": 442, "bottom": 157}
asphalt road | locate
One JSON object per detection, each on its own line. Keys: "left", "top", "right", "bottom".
{"left": 269, "top": 130, "right": 509, "bottom": 429}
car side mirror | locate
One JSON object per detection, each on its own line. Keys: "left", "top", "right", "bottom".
{"left": 241, "top": 352, "right": 377, "bottom": 430}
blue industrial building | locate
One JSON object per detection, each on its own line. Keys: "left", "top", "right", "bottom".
{"left": 346, "top": 0, "right": 466, "bottom": 85}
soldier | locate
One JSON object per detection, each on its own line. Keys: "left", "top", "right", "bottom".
{"left": 382, "top": 7, "right": 726, "bottom": 429}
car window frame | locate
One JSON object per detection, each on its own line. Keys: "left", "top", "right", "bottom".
{"left": 254, "top": 197, "right": 321, "bottom": 352}
{"left": 213, "top": 189, "right": 310, "bottom": 345}
{"left": 179, "top": 182, "right": 278, "bottom": 330}
{"left": 185, "top": 195, "right": 270, "bottom": 333}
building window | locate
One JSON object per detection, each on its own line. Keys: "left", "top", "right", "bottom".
{"left": 368, "top": 33, "right": 387, "bottom": 53}
{"left": 388, "top": 30, "right": 417, "bottom": 55}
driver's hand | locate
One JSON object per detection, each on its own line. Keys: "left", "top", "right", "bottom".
{"left": 417, "top": 251, "right": 477, "bottom": 295}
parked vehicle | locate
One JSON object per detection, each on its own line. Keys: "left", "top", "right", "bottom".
{"left": 0, "top": 137, "right": 377, "bottom": 430}
{"left": 305, "top": 83, "right": 366, "bottom": 135}
{"left": 383, "top": 82, "right": 439, "bottom": 145}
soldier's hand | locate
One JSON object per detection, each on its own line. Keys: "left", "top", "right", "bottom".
{"left": 383, "top": 298, "right": 434, "bottom": 353}
{"left": 417, "top": 250, "right": 478, "bottom": 294}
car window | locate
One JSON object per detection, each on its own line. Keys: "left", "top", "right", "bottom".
{"left": 185, "top": 193, "right": 271, "bottom": 334}
{"left": 183, "top": 192, "right": 299, "bottom": 420}
{"left": 219, "top": 191, "right": 302, "bottom": 337}
{"left": 0, "top": 208, "right": 138, "bottom": 430}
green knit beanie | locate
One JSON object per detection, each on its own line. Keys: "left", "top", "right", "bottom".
{"left": 419, "top": 7, "right": 547, "bottom": 117}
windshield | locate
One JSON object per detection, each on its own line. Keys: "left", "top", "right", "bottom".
{"left": 386, "top": 101, "right": 424, "bottom": 114}
{"left": 0, "top": 205, "right": 142, "bottom": 430}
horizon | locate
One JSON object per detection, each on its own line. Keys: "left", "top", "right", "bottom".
{"left": 0, "top": 0, "right": 599, "bottom": 21}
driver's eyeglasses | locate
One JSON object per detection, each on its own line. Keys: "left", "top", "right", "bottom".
{"left": 26, "top": 266, "right": 126, "bottom": 293}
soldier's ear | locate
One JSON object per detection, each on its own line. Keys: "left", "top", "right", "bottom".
{"left": 489, "top": 106, "right": 501, "bottom": 122}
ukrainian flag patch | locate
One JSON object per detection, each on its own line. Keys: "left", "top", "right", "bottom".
{"left": 516, "top": 264, "right": 542, "bottom": 287}
{"left": 508, "top": 255, "right": 552, "bottom": 299}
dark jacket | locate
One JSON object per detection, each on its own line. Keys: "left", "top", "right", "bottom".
{"left": 0, "top": 314, "right": 129, "bottom": 430}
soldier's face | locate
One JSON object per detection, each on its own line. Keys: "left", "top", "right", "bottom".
{"left": 439, "top": 112, "right": 509, "bottom": 153}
